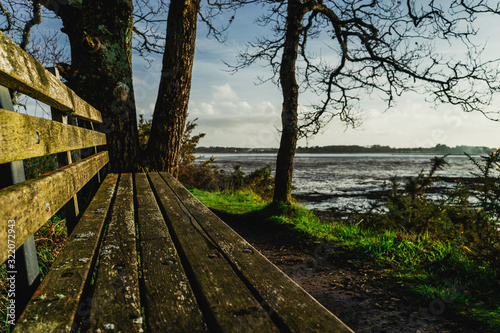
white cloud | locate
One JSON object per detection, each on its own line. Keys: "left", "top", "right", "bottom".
{"left": 222, "top": 101, "right": 253, "bottom": 114}
{"left": 187, "top": 97, "right": 283, "bottom": 147}
{"left": 189, "top": 101, "right": 215, "bottom": 116}
{"left": 306, "top": 103, "right": 499, "bottom": 149}
{"left": 211, "top": 84, "right": 239, "bottom": 101}
{"left": 257, "top": 101, "right": 279, "bottom": 116}
{"left": 201, "top": 102, "right": 216, "bottom": 115}
{"left": 196, "top": 116, "right": 281, "bottom": 148}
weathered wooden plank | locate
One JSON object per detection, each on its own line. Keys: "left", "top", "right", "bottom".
{"left": 0, "top": 108, "right": 106, "bottom": 164}
{"left": 88, "top": 174, "right": 143, "bottom": 332}
{"left": 160, "top": 172, "right": 354, "bottom": 333}
{"left": 0, "top": 151, "right": 109, "bottom": 265}
{"left": 0, "top": 31, "right": 102, "bottom": 122}
{"left": 134, "top": 173, "right": 207, "bottom": 332}
{"left": 148, "top": 172, "right": 279, "bottom": 333}
{"left": 14, "top": 174, "right": 118, "bottom": 332}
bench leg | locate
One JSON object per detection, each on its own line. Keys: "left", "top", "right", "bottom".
{"left": 13, "top": 236, "right": 40, "bottom": 313}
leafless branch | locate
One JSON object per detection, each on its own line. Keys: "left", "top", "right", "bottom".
{"left": 0, "top": 2, "right": 12, "bottom": 31}
{"left": 231, "top": 0, "right": 500, "bottom": 139}
{"left": 20, "top": 0, "right": 41, "bottom": 50}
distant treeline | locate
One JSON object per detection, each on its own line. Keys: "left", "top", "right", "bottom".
{"left": 196, "top": 144, "right": 495, "bottom": 155}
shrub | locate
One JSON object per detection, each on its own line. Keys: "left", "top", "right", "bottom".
{"left": 466, "top": 149, "right": 500, "bottom": 217}
{"left": 245, "top": 165, "right": 275, "bottom": 199}
{"left": 138, "top": 114, "right": 151, "bottom": 150}
{"left": 136, "top": 115, "right": 275, "bottom": 199}
{"left": 364, "top": 153, "right": 500, "bottom": 263}
{"left": 23, "top": 154, "right": 58, "bottom": 179}
{"left": 178, "top": 159, "right": 218, "bottom": 190}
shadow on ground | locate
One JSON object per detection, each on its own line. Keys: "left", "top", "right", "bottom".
{"left": 211, "top": 207, "right": 488, "bottom": 333}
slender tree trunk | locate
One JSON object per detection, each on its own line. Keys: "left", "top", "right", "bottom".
{"left": 273, "top": 0, "right": 304, "bottom": 204}
{"left": 56, "top": 0, "right": 139, "bottom": 172}
{"left": 146, "top": 0, "right": 201, "bottom": 175}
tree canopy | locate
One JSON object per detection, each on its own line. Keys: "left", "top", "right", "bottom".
{"left": 234, "top": 0, "right": 500, "bottom": 135}
{"left": 223, "top": 0, "right": 500, "bottom": 203}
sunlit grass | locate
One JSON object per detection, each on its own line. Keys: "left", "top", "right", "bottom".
{"left": 0, "top": 213, "right": 67, "bottom": 333}
{"left": 33, "top": 213, "right": 68, "bottom": 276}
{"left": 189, "top": 188, "right": 268, "bottom": 215}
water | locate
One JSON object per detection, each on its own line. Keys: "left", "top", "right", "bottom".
{"left": 197, "top": 153, "right": 479, "bottom": 211}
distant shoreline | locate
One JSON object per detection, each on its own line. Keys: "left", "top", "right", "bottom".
{"left": 196, "top": 144, "right": 495, "bottom": 155}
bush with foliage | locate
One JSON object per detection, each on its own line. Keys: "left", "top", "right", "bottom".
{"left": 138, "top": 116, "right": 275, "bottom": 199}
{"left": 205, "top": 165, "right": 275, "bottom": 199}
{"left": 363, "top": 150, "right": 500, "bottom": 263}
{"left": 23, "top": 154, "right": 58, "bottom": 179}
{"left": 177, "top": 120, "right": 275, "bottom": 197}
{"left": 466, "top": 150, "right": 500, "bottom": 217}
{"left": 138, "top": 114, "right": 152, "bottom": 150}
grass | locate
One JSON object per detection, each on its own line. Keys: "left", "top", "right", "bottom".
{"left": 192, "top": 188, "right": 500, "bottom": 332}
{"left": 32, "top": 213, "right": 68, "bottom": 276}
{"left": 1, "top": 214, "right": 68, "bottom": 333}
{"left": 189, "top": 187, "right": 268, "bottom": 214}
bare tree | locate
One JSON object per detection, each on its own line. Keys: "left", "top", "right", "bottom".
{"left": 231, "top": 0, "right": 500, "bottom": 204}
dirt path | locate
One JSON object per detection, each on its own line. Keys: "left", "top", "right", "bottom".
{"left": 221, "top": 214, "right": 484, "bottom": 333}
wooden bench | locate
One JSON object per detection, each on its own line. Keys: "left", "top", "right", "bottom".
{"left": 0, "top": 31, "right": 353, "bottom": 332}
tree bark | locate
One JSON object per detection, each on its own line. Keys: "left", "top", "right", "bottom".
{"left": 55, "top": 0, "right": 139, "bottom": 172}
{"left": 273, "top": 0, "right": 305, "bottom": 204}
{"left": 146, "top": 0, "right": 201, "bottom": 175}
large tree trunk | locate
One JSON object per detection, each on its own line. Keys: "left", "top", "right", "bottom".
{"left": 56, "top": 0, "right": 139, "bottom": 172}
{"left": 273, "top": 0, "right": 304, "bottom": 204}
{"left": 146, "top": 0, "right": 201, "bottom": 175}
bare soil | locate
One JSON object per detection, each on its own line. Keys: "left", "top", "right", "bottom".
{"left": 219, "top": 211, "right": 488, "bottom": 333}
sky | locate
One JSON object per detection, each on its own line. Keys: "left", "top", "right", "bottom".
{"left": 20, "top": 3, "right": 499, "bottom": 149}
{"left": 132, "top": 4, "right": 500, "bottom": 149}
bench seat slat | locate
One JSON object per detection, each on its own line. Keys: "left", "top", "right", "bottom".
{"left": 0, "top": 32, "right": 102, "bottom": 123}
{"left": 89, "top": 174, "right": 143, "bottom": 332}
{"left": 148, "top": 172, "right": 279, "bottom": 332}
{"left": 13, "top": 174, "right": 118, "bottom": 332}
{"left": 0, "top": 151, "right": 109, "bottom": 264}
{"left": 0, "top": 108, "right": 106, "bottom": 164}
{"left": 160, "top": 172, "right": 354, "bottom": 333}
{"left": 135, "top": 173, "right": 208, "bottom": 332}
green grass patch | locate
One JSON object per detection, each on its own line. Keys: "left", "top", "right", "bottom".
{"left": 1, "top": 214, "right": 68, "bottom": 332}
{"left": 192, "top": 188, "right": 500, "bottom": 331}
{"left": 189, "top": 188, "right": 268, "bottom": 215}
{"left": 33, "top": 213, "right": 68, "bottom": 276}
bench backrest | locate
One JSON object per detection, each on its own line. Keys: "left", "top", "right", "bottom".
{"left": 0, "top": 31, "right": 108, "bottom": 266}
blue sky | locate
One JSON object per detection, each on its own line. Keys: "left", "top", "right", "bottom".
{"left": 20, "top": 3, "right": 499, "bottom": 149}
{"left": 133, "top": 5, "right": 500, "bottom": 149}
